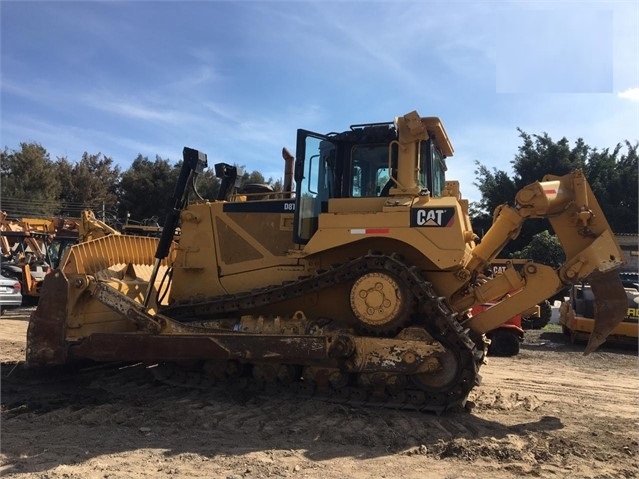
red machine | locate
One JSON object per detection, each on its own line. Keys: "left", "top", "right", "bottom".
{"left": 472, "top": 304, "right": 524, "bottom": 356}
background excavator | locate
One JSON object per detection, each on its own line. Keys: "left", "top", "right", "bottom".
{"left": 0, "top": 210, "right": 121, "bottom": 304}
{"left": 1, "top": 213, "right": 80, "bottom": 303}
{"left": 27, "top": 110, "right": 627, "bottom": 412}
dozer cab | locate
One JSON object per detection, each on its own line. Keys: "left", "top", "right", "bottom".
{"left": 28, "top": 110, "right": 627, "bottom": 412}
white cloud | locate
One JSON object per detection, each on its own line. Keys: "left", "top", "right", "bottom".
{"left": 618, "top": 88, "right": 639, "bottom": 102}
{"left": 1, "top": 115, "right": 174, "bottom": 165}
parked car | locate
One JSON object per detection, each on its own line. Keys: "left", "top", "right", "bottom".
{"left": 0, "top": 273, "right": 22, "bottom": 314}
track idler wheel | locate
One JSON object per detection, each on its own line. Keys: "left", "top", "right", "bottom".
{"left": 395, "top": 327, "right": 464, "bottom": 394}
{"left": 349, "top": 271, "right": 412, "bottom": 334}
{"left": 412, "top": 347, "right": 462, "bottom": 392}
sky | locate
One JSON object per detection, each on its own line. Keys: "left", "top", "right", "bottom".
{"left": 1, "top": 0, "right": 638, "bottom": 203}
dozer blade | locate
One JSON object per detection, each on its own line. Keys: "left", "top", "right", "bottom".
{"left": 27, "top": 270, "right": 70, "bottom": 366}
{"left": 585, "top": 269, "right": 628, "bottom": 355}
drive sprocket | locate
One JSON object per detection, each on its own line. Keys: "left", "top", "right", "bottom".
{"left": 349, "top": 271, "right": 412, "bottom": 334}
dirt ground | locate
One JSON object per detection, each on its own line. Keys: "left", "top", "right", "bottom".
{"left": 1, "top": 307, "right": 637, "bottom": 479}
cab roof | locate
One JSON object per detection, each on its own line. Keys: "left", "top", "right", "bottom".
{"left": 421, "top": 117, "right": 454, "bottom": 157}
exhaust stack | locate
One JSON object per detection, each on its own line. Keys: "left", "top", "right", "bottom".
{"left": 282, "top": 147, "right": 294, "bottom": 198}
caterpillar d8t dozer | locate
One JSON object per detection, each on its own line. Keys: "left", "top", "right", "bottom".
{"left": 27, "top": 110, "right": 627, "bottom": 412}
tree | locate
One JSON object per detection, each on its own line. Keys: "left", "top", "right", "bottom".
{"left": 472, "top": 131, "right": 638, "bottom": 259}
{"left": 512, "top": 230, "right": 565, "bottom": 268}
{"left": 56, "top": 153, "right": 121, "bottom": 217}
{"left": 118, "top": 155, "right": 178, "bottom": 221}
{"left": 0, "top": 142, "right": 61, "bottom": 216}
{"left": 584, "top": 141, "right": 638, "bottom": 233}
{"left": 511, "top": 130, "right": 588, "bottom": 183}
{"left": 472, "top": 163, "right": 519, "bottom": 239}
{"left": 119, "top": 158, "right": 281, "bottom": 222}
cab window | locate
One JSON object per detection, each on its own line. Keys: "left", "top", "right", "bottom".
{"left": 431, "top": 145, "right": 447, "bottom": 197}
{"left": 420, "top": 139, "right": 447, "bottom": 197}
{"left": 350, "top": 144, "right": 394, "bottom": 197}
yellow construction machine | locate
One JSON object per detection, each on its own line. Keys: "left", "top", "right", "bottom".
{"left": 27, "top": 111, "right": 627, "bottom": 412}
{"left": 0, "top": 210, "right": 117, "bottom": 301}
{"left": 1, "top": 213, "right": 79, "bottom": 301}
{"left": 559, "top": 278, "right": 638, "bottom": 345}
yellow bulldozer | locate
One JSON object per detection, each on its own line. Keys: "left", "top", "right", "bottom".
{"left": 27, "top": 110, "right": 627, "bottom": 412}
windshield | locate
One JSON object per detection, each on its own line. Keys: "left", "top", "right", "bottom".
{"left": 350, "top": 144, "right": 391, "bottom": 197}
{"left": 418, "top": 140, "right": 447, "bottom": 197}
{"left": 431, "top": 145, "right": 447, "bottom": 197}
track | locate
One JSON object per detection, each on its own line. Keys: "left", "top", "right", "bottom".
{"left": 157, "top": 252, "right": 484, "bottom": 413}
{"left": 0, "top": 357, "right": 529, "bottom": 445}
{"left": 1, "top": 360, "right": 475, "bottom": 439}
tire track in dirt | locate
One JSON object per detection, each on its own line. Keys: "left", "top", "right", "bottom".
{"left": 2, "top": 323, "right": 638, "bottom": 479}
{"left": 3, "top": 360, "right": 535, "bottom": 451}
{"left": 481, "top": 355, "right": 639, "bottom": 419}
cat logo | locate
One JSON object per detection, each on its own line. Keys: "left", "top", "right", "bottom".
{"left": 492, "top": 265, "right": 507, "bottom": 275}
{"left": 410, "top": 207, "right": 455, "bottom": 227}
